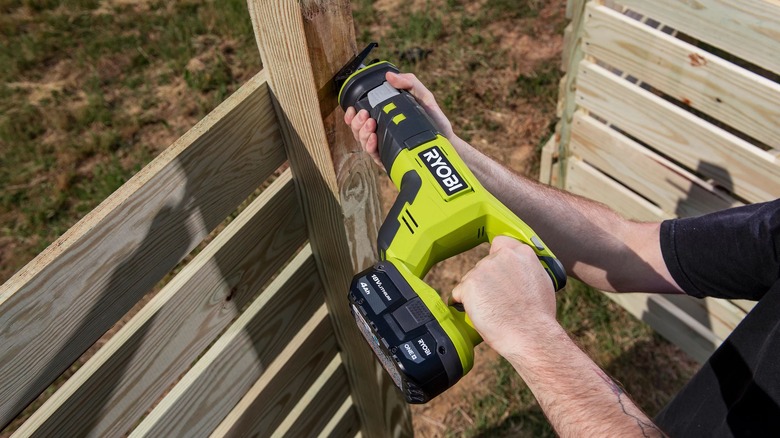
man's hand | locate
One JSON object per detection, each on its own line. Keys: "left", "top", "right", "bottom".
{"left": 451, "top": 236, "right": 558, "bottom": 358}
{"left": 453, "top": 239, "right": 665, "bottom": 437}
{"left": 343, "top": 71, "right": 455, "bottom": 167}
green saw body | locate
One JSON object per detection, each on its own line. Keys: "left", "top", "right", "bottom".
{"left": 340, "top": 46, "right": 566, "bottom": 403}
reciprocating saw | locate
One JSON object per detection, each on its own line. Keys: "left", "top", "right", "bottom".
{"left": 336, "top": 43, "right": 567, "bottom": 403}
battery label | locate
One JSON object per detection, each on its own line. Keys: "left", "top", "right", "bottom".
{"left": 352, "top": 305, "right": 403, "bottom": 389}
{"left": 400, "top": 341, "right": 423, "bottom": 364}
{"left": 357, "top": 272, "right": 400, "bottom": 314}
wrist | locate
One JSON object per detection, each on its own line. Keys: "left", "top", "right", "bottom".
{"left": 450, "top": 134, "right": 472, "bottom": 154}
{"left": 493, "top": 317, "right": 567, "bottom": 366}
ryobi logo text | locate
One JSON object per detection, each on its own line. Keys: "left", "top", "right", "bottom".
{"left": 418, "top": 146, "right": 468, "bottom": 195}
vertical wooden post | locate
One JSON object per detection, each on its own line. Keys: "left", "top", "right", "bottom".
{"left": 555, "top": 0, "right": 590, "bottom": 187}
{"left": 247, "top": 2, "right": 412, "bottom": 437}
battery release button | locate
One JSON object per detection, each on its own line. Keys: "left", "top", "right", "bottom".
{"left": 392, "top": 297, "right": 433, "bottom": 332}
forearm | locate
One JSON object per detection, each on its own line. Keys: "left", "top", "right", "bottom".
{"left": 452, "top": 136, "right": 680, "bottom": 293}
{"left": 505, "top": 324, "right": 665, "bottom": 438}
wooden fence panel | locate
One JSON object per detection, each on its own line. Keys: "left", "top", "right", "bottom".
{"left": 583, "top": 4, "right": 780, "bottom": 149}
{"left": 130, "top": 247, "right": 323, "bottom": 437}
{"left": 210, "top": 307, "right": 338, "bottom": 437}
{"left": 14, "top": 170, "right": 306, "bottom": 438}
{"left": 615, "top": 0, "right": 780, "bottom": 75}
{"left": 546, "top": 0, "right": 779, "bottom": 364}
{"left": 569, "top": 112, "right": 742, "bottom": 217}
{"left": 565, "top": 158, "right": 667, "bottom": 222}
{"left": 276, "top": 363, "right": 352, "bottom": 437}
{"left": 0, "top": 71, "right": 285, "bottom": 427}
{"left": 576, "top": 60, "right": 780, "bottom": 203}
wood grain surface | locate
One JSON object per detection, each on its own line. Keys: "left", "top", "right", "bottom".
{"left": 576, "top": 60, "right": 780, "bottom": 203}
{"left": 15, "top": 170, "right": 306, "bottom": 437}
{"left": 565, "top": 157, "right": 667, "bottom": 222}
{"left": 584, "top": 4, "right": 780, "bottom": 149}
{"left": 556, "top": 0, "right": 589, "bottom": 185}
{"left": 211, "top": 306, "right": 339, "bottom": 437}
{"left": 277, "top": 360, "right": 352, "bottom": 437}
{"left": 570, "top": 112, "right": 742, "bottom": 218}
{"left": 317, "top": 398, "right": 360, "bottom": 438}
{"left": 616, "top": 0, "right": 780, "bottom": 75}
{"left": 131, "top": 247, "right": 323, "bottom": 437}
{"left": 247, "top": 1, "right": 412, "bottom": 437}
{"left": 0, "top": 71, "right": 284, "bottom": 428}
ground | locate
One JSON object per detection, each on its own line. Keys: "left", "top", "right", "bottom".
{"left": 0, "top": 1, "right": 698, "bottom": 436}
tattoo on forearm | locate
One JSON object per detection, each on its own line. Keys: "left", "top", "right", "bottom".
{"left": 593, "top": 367, "right": 665, "bottom": 437}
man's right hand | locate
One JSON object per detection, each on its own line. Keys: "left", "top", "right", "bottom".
{"left": 343, "top": 71, "right": 456, "bottom": 167}
{"left": 451, "top": 236, "right": 559, "bottom": 360}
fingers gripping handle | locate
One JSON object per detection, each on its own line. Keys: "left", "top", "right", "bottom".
{"left": 448, "top": 301, "right": 481, "bottom": 346}
{"left": 488, "top": 231, "right": 566, "bottom": 291}
{"left": 539, "top": 255, "right": 567, "bottom": 291}
{"left": 485, "top": 215, "right": 567, "bottom": 292}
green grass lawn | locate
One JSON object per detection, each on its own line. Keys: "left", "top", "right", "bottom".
{"left": 0, "top": 0, "right": 260, "bottom": 282}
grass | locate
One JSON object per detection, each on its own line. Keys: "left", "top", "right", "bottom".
{"left": 0, "top": 0, "right": 260, "bottom": 282}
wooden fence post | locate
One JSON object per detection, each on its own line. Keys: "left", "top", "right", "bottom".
{"left": 246, "top": 1, "right": 413, "bottom": 437}
{"left": 555, "top": 0, "right": 590, "bottom": 187}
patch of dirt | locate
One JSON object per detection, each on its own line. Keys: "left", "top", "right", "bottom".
{"left": 412, "top": 343, "right": 502, "bottom": 437}
{"left": 487, "top": 29, "right": 562, "bottom": 76}
{"left": 93, "top": 0, "right": 155, "bottom": 15}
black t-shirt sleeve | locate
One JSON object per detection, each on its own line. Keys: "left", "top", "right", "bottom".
{"left": 660, "top": 199, "right": 780, "bottom": 300}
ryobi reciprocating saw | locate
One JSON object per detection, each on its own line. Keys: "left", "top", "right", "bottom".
{"left": 336, "top": 43, "right": 567, "bottom": 404}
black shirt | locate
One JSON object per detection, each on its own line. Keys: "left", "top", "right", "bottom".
{"left": 654, "top": 199, "right": 780, "bottom": 437}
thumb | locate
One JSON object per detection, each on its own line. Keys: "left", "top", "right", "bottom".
{"left": 386, "top": 71, "right": 438, "bottom": 109}
{"left": 386, "top": 71, "right": 412, "bottom": 89}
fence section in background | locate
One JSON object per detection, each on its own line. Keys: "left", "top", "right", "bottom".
{"left": 544, "top": 0, "right": 780, "bottom": 363}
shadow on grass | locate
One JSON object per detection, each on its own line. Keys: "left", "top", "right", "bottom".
{"left": 605, "top": 337, "right": 698, "bottom": 417}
